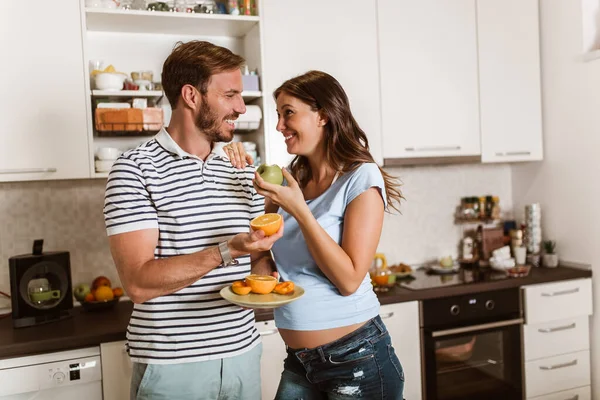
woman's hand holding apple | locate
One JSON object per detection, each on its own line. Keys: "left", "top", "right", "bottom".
{"left": 253, "top": 168, "right": 308, "bottom": 220}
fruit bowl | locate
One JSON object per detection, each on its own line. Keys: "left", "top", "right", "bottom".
{"left": 80, "top": 298, "right": 119, "bottom": 312}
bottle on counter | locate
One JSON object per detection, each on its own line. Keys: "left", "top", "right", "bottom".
{"left": 491, "top": 196, "right": 501, "bottom": 220}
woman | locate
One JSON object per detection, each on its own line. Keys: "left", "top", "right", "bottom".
{"left": 225, "top": 70, "right": 404, "bottom": 399}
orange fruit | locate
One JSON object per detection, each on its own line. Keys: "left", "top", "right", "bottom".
{"left": 245, "top": 274, "right": 278, "bottom": 294}
{"left": 274, "top": 281, "right": 295, "bottom": 295}
{"left": 94, "top": 285, "right": 115, "bottom": 302}
{"left": 92, "top": 276, "right": 111, "bottom": 290}
{"left": 113, "top": 287, "right": 124, "bottom": 298}
{"left": 231, "top": 281, "right": 252, "bottom": 295}
{"left": 84, "top": 292, "right": 95, "bottom": 302}
{"left": 250, "top": 213, "right": 282, "bottom": 236}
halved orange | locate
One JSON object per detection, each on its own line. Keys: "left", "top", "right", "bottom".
{"left": 274, "top": 281, "right": 295, "bottom": 295}
{"left": 250, "top": 213, "right": 282, "bottom": 236}
{"left": 231, "top": 281, "right": 252, "bottom": 295}
{"left": 245, "top": 274, "right": 278, "bottom": 294}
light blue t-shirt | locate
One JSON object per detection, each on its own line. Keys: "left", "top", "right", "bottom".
{"left": 272, "top": 163, "right": 387, "bottom": 331}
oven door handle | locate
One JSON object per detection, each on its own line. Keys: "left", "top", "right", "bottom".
{"left": 431, "top": 318, "right": 523, "bottom": 337}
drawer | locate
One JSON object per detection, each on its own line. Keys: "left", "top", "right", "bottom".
{"left": 524, "top": 316, "right": 589, "bottom": 361}
{"left": 523, "top": 279, "right": 592, "bottom": 324}
{"left": 528, "top": 385, "right": 591, "bottom": 400}
{"left": 525, "top": 350, "right": 590, "bottom": 398}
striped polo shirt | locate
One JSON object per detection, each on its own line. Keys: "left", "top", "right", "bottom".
{"left": 103, "top": 128, "right": 264, "bottom": 364}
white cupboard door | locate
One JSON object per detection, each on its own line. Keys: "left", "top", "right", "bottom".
{"left": 478, "top": 0, "right": 544, "bottom": 162}
{"left": 100, "top": 341, "right": 133, "bottom": 400}
{"left": 256, "top": 320, "right": 286, "bottom": 400}
{"left": 0, "top": 2, "right": 90, "bottom": 182}
{"left": 378, "top": 0, "right": 481, "bottom": 161}
{"left": 380, "top": 302, "right": 423, "bottom": 400}
{"left": 261, "top": 0, "right": 383, "bottom": 167}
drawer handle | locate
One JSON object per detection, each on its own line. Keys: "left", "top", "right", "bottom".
{"left": 259, "top": 328, "right": 279, "bottom": 337}
{"left": 380, "top": 312, "right": 394, "bottom": 320}
{"left": 538, "top": 323, "right": 576, "bottom": 333}
{"left": 539, "top": 359, "right": 577, "bottom": 371}
{"left": 541, "top": 288, "right": 579, "bottom": 297}
{"left": 0, "top": 167, "right": 57, "bottom": 174}
{"left": 405, "top": 145, "right": 461, "bottom": 152}
{"left": 494, "top": 151, "right": 531, "bottom": 157}
{"left": 564, "top": 395, "right": 579, "bottom": 400}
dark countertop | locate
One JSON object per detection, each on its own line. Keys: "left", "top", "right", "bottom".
{"left": 0, "top": 266, "right": 591, "bottom": 359}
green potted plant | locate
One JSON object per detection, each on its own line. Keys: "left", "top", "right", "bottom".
{"left": 542, "top": 240, "right": 559, "bottom": 268}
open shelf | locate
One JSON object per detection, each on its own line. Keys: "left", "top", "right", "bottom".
{"left": 241, "top": 90, "right": 262, "bottom": 100}
{"left": 93, "top": 171, "right": 110, "bottom": 178}
{"left": 85, "top": 8, "right": 260, "bottom": 37}
{"left": 92, "top": 90, "right": 260, "bottom": 100}
{"left": 92, "top": 90, "right": 164, "bottom": 97}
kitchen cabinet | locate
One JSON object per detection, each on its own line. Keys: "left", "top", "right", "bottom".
{"left": 100, "top": 340, "right": 132, "bottom": 400}
{"left": 477, "top": 0, "right": 544, "bottom": 162}
{"left": 522, "top": 279, "right": 593, "bottom": 399}
{"left": 378, "top": 0, "right": 481, "bottom": 164}
{"left": 0, "top": 1, "right": 91, "bottom": 182}
{"left": 256, "top": 320, "right": 286, "bottom": 400}
{"left": 261, "top": 0, "right": 383, "bottom": 166}
{"left": 380, "top": 301, "right": 422, "bottom": 400}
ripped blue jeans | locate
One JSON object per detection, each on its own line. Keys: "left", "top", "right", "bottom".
{"left": 274, "top": 316, "right": 404, "bottom": 400}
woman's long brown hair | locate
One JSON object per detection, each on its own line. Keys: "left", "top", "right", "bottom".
{"left": 274, "top": 70, "right": 403, "bottom": 212}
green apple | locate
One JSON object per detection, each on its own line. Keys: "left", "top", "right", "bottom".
{"left": 257, "top": 164, "right": 283, "bottom": 185}
{"left": 73, "top": 283, "right": 91, "bottom": 302}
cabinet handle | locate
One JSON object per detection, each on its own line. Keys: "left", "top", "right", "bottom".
{"left": 494, "top": 151, "right": 531, "bottom": 157}
{"left": 538, "top": 323, "right": 576, "bottom": 333}
{"left": 539, "top": 359, "right": 577, "bottom": 371}
{"left": 564, "top": 395, "right": 579, "bottom": 400}
{"left": 405, "top": 146, "right": 461, "bottom": 152}
{"left": 380, "top": 312, "right": 394, "bottom": 320}
{"left": 0, "top": 168, "right": 57, "bottom": 174}
{"left": 259, "top": 328, "right": 279, "bottom": 337}
{"left": 541, "top": 288, "right": 579, "bottom": 297}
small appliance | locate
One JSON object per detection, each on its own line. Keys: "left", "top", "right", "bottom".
{"left": 9, "top": 240, "right": 73, "bottom": 328}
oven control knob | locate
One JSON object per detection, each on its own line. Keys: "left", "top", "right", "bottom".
{"left": 53, "top": 371, "right": 66, "bottom": 384}
{"left": 485, "top": 300, "right": 495, "bottom": 310}
{"left": 450, "top": 305, "right": 460, "bottom": 315}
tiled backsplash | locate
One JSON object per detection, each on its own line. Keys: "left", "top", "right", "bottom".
{"left": 0, "top": 163, "right": 512, "bottom": 292}
{"left": 380, "top": 163, "right": 513, "bottom": 265}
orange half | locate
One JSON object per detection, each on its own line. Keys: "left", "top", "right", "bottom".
{"left": 250, "top": 213, "right": 282, "bottom": 236}
{"left": 245, "top": 274, "right": 278, "bottom": 294}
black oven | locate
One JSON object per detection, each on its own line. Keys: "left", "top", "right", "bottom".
{"left": 421, "top": 288, "right": 523, "bottom": 400}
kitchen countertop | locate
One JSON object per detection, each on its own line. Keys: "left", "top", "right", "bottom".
{"left": 0, "top": 265, "right": 591, "bottom": 359}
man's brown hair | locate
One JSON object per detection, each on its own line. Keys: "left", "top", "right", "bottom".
{"left": 162, "top": 41, "right": 245, "bottom": 109}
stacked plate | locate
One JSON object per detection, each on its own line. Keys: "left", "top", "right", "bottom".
{"left": 525, "top": 203, "right": 542, "bottom": 254}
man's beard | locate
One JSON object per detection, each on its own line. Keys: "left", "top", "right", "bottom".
{"left": 195, "top": 96, "right": 238, "bottom": 143}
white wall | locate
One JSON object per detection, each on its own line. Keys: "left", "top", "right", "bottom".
{"left": 511, "top": 0, "right": 600, "bottom": 395}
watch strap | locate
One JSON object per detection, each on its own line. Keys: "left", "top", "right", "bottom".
{"left": 218, "top": 241, "right": 239, "bottom": 267}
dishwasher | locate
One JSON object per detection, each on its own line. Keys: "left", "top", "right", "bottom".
{"left": 0, "top": 346, "right": 102, "bottom": 399}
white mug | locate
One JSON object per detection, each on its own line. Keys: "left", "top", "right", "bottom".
{"left": 513, "top": 246, "right": 527, "bottom": 265}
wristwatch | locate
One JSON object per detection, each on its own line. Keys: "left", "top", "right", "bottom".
{"left": 218, "top": 241, "right": 239, "bottom": 267}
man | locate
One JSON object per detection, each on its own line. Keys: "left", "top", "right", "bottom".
{"left": 103, "top": 41, "right": 280, "bottom": 400}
